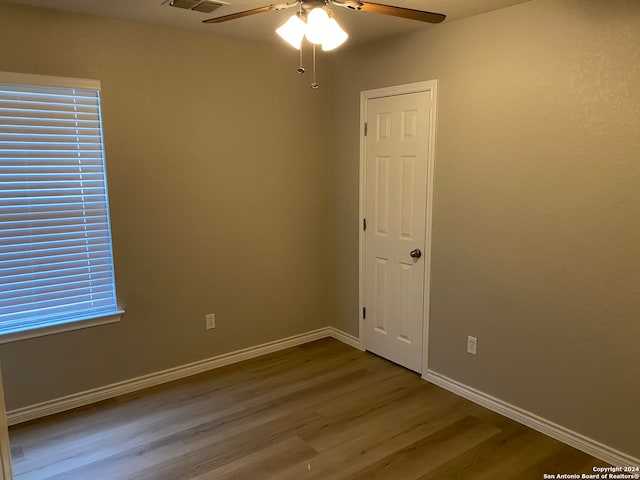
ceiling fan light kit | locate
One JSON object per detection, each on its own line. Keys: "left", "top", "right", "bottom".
{"left": 276, "top": 7, "right": 348, "bottom": 51}
{"left": 204, "top": 1, "right": 445, "bottom": 88}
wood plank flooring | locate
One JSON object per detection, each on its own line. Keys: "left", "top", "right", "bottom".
{"left": 9, "top": 339, "right": 609, "bottom": 479}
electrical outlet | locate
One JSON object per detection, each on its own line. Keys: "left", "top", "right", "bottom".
{"left": 467, "top": 335, "right": 477, "bottom": 355}
{"left": 205, "top": 313, "right": 216, "bottom": 330}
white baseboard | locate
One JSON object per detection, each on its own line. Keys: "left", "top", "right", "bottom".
{"left": 327, "top": 326, "right": 363, "bottom": 350}
{"left": 10, "top": 330, "right": 635, "bottom": 468}
{"left": 8, "top": 326, "right": 360, "bottom": 426}
{"left": 423, "top": 370, "right": 639, "bottom": 468}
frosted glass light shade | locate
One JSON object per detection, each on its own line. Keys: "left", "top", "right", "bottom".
{"left": 276, "top": 14, "right": 306, "bottom": 49}
{"left": 305, "top": 7, "right": 330, "bottom": 45}
{"left": 321, "top": 18, "right": 348, "bottom": 51}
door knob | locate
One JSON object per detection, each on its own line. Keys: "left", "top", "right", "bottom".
{"left": 410, "top": 249, "right": 422, "bottom": 259}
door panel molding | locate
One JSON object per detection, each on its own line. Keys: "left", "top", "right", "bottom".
{"left": 359, "top": 80, "right": 438, "bottom": 375}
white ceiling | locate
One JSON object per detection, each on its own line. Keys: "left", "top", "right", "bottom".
{"left": 3, "top": 0, "right": 532, "bottom": 47}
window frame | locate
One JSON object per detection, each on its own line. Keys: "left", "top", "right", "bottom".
{"left": 0, "top": 71, "right": 123, "bottom": 344}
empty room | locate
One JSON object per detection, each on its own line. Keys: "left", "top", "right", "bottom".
{"left": 0, "top": 0, "right": 638, "bottom": 478}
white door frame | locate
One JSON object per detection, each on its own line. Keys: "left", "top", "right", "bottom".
{"left": 0, "top": 366, "right": 13, "bottom": 480}
{"left": 358, "top": 80, "right": 438, "bottom": 375}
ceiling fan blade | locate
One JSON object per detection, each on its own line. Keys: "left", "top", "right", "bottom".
{"left": 358, "top": 2, "right": 445, "bottom": 23}
{"left": 203, "top": 5, "right": 273, "bottom": 23}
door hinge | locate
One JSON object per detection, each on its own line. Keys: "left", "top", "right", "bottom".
{"left": 363, "top": 218, "right": 367, "bottom": 231}
{"left": 364, "top": 122, "right": 368, "bottom": 136}
{"left": 363, "top": 307, "right": 366, "bottom": 319}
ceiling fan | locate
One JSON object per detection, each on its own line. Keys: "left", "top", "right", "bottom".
{"left": 203, "top": 1, "right": 446, "bottom": 88}
{"left": 203, "top": 1, "right": 446, "bottom": 26}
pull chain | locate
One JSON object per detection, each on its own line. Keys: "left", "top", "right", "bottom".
{"left": 297, "top": 3, "right": 305, "bottom": 74}
{"left": 311, "top": 44, "right": 319, "bottom": 89}
{"left": 298, "top": 45, "right": 305, "bottom": 74}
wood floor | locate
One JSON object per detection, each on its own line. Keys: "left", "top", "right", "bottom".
{"left": 9, "top": 338, "right": 609, "bottom": 479}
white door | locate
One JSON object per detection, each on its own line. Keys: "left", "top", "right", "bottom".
{"left": 362, "top": 86, "right": 434, "bottom": 373}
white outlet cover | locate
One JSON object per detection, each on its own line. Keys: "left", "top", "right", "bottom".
{"left": 467, "top": 336, "right": 477, "bottom": 355}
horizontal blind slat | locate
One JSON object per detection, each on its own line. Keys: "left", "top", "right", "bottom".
{"left": 0, "top": 212, "right": 108, "bottom": 225}
{"left": 0, "top": 252, "right": 111, "bottom": 270}
{"left": 0, "top": 260, "right": 112, "bottom": 275}
{"left": 0, "top": 242, "right": 113, "bottom": 259}
{"left": 1, "top": 281, "right": 115, "bottom": 305}
{"left": 1, "top": 228, "right": 111, "bottom": 243}
{"left": 2, "top": 215, "right": 108, "bottom": 229}
{"left": 0, "top": 268, "right": 113, "bottom": 287}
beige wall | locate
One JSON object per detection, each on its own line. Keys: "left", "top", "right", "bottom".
{"left": 330, "top": 0, "right": 640, "bottom": 458}
{"left": 0, "top": 2, "right": 332, "bottom": 409}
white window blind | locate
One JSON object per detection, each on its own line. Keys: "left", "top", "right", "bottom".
{"left": 0, "top": 73, "right": 121, "bottom": 338}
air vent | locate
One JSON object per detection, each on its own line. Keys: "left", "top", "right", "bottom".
{"left": 191, "top": 1, "right": 225, "bottom": 13}
{"left": 169, "top": 0, "right": 200, "bottom": 9}
{"left": 163, "top": 0, "right": 229, "bottom": 14}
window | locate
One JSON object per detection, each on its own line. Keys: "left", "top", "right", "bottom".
{"left": 0, "top": 72, "right": 122, "bottom": 342}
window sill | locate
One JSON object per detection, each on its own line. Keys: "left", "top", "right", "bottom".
{"left": 0, "top": 311, "right": 124, "bottom": 345}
